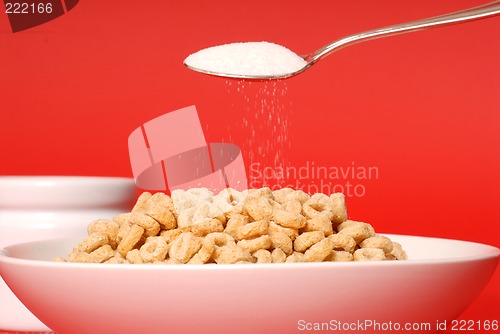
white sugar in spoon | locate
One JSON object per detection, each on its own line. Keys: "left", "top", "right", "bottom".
{"left": 184, "top": 1, "right": 500, "bottom": 79}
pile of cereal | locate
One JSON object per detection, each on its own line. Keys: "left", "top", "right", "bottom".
{"left": 58, "top": 187, "right": 407, "bottom": 264}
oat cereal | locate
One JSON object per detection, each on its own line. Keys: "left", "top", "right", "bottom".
{"left": 60, "top": 187, "right": 406, "bottom": 264}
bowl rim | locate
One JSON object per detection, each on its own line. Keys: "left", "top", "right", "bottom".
{"left": 0, "top": 175, "right": 135, "bottom": 187}
{"left": 0, "top": 234, "right": 498, "bottom": 270}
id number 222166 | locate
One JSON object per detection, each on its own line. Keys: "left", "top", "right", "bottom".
{"left": 5, "top": 2, "right": 53, "bottom": 14}
{"left": 450, "top": 319, "right": 498, "bottom": 331}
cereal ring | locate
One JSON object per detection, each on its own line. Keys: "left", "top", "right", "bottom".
{"left": 247, "top": 187, "right": 273, "bottom": 199}
{"left": 143, "top": 192, "right": 177, "bottom": 230}
{"left": 105, "top": 252, "right": 127, "bottom": 264}
{"left": 77, "top": 232, "right": 109, "bottom": 253}
{"left": 215, "top": 245, "right": 255, "bottom": 264}
{"left": 243, "top": 196, "right": 273, "bottom": 221}
{"left": 387, "top": 242, "right": 408, "bottom": 260}
{"left": 237, "top": 235, "right": 272, "bottom": 254}
{"left": 253, "top": 249, "right": 272, "bottom": 263}
{"left": 190, "top": 218, "right": 224, "bottom": 237}
{"left": 302, "top": 195, "right": 334, "bottom": 221}
{"left": 302, "top": 216, "right": 334, "bottom": 237}
{"left": 70, "top": 252, "right": 93, "bottom": 263}
{"left": 171, "top": 188, "right": 213, "bottom": 214}
{"left": 269, "top": 198, "right": 284, "bottom": 211}
{"left": 71, "top": 247, "right": 113, "bottom": 263}
{"left": 159, "top": 192, "right": 178, "bottom": 218}
{"left": 269, "top": 222, "right": 299, "bottom": 241}
{"left": 206, "top": 232, "right": 236, "bottom": 247}
{"left": 360, "top": 235, "right": 394, "bottom": 255}
{"left": 228, "top": 201, "right": 245, "bottom": 216}
{"left": 268, "top": 231, "right": 293, "bottom": 255}
{"left": 193, "top": 202, "right": 226, "bottom": 225}
{"left": 330, "top": 193, "right": 348, "bottom": 225}
{"left": 88, "top": 219, "right": 120, "bottom": 249}
{"left": 325, "top": 250, "right": 354, "bottom": 262}
{"left": 285, "top": 251, "right": 305, "bottom": 263}
{"left": 132, "top": 192, "right": 152, "bottom": 212}
{"left": 160, "top": 228, "right": 185, "bottom": 244}
{"left": 177, "top": 206, "right": 196, "bottom": 228}
{"left": 311, "top": 193, "right": 330, "bottom": 202}
{"left": 189, "top": 237, "right": 216, "bottom": 264}
{"left": 116, "top": 224, "right": 145, "bottom": 257}
{"left": 283, "top": 199, "right": 302, "bottom": 215}
{"left": 286, "top": 190, "right": 310, "bottom": 204}
{"left": 187, "top": 255, "right": 205, "bottom": 264}
{"left": 105, "top": 257, "right": 129, "bottom": 264}
{"left": 337, "top": 220, "right": 375, "bottom": 244}
{"left": 168, "top": 232, "right": 203, "bottom": 263}
{"left": 212, "top": 188, "right": 235, "bottom": 216}
{"left": 328, "top": 234, "right": 357, "bottom": 253}
{"left": 88, "top": 245, "right": 115, "bottom": 263}
{"left": 294, "top": 231, "right": 324, "bottom": 253}
{"left": 113, "top": 213, "right": 131, "bottom": 226}
{"left": 208, "top": 232, "right": 236, "bottom": 261}
{"left": 272, "top": 188, "right": 294, "bottom": 204}
{"left": 271, "top": 248, "right": 286, "bottom": 263}
{"left": 272, "top": 208, "right": 306, "bottom": 229}
{"left": 303, "top": 238, "right": 334, "bottom": 262}
{"left": 230, "top": 189, "right": 248, "bottom": 206}
{"left": 353, "top": 248, "right": 386, "bottom": 261}
{"left": 129, "top": 211, "right": 161, "bottom": 237}
{"left": 126, "top": 249, "right": 144, "bottom": 264}
{"left": 170, "top": 189, "right": 191, "bottom": 214}
{"left": 164, "top": 258, "right": 183, "bottom": 264}
{"left": 115, "top": 220, "right": 131, "bottom": 245}
{"left": 140, "top": 236, "right": 170, "bottom": 263}
{"left": 236, "top": 220, "right": 269, "bottom": 240}
{"left": 224, "top": 213, "right": 249, "bottom": 239}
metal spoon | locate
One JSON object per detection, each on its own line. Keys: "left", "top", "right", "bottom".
{"left": 184, "top": 1, "right": 500, "bottom": 79}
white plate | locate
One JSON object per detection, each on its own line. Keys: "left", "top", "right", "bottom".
{"left": 0, "top": 234, "right": 498, "bottom": 334}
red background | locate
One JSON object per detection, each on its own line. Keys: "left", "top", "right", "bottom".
{"left": 0, "top": 0, "right": 499, "bottom": 331}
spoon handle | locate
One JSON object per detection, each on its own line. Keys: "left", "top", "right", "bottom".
{"left": 309, "top": 1, "right": 500, "bottom": 63}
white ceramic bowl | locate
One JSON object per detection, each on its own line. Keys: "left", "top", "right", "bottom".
{"left": 0, "top": 176, "right": 137, "bottom": 332}
{"left": 0, "top": 176, "right": 137, "bottom": 211}
{"left": 0, "top": 234, "right": 497, "bottom": 334}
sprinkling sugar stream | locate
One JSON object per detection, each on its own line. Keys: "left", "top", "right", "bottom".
{"left": 224, "top": 79, "right": 293, "bottom": 189}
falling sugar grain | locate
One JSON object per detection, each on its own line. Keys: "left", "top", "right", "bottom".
{"left": 225, "top": 79, "right": 293, "bottom": 189}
